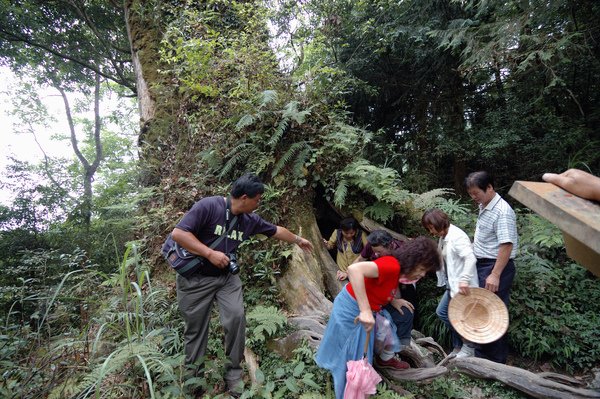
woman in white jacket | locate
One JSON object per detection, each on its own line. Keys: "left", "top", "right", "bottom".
{"left": 422, "top": 208, "right": 479, "bottom": 358}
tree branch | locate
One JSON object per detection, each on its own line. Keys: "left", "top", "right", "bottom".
{"left": 55, "top": 83, "right": 90, "bottom": 171}
{"left": 0, "top": 28, "right": 136, "bottom": 93}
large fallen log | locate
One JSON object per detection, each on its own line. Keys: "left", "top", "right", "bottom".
{"left": 378, "top": 365, "right": 449, "bottom": 382}
{"left": 448, "top": 357, "right": 600, "bottom": 399}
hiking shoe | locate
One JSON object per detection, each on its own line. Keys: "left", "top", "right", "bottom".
{"left": 226, "top": 379, "right": 243, "bottom": 398}
{"left": 374, "top": 355, "right": 410, "bottom": 370}
{"left": 455, "top": 344, "right": 475, "bottom": 358}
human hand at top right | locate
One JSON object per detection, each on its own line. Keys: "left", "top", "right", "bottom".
{"left": 542, "top": 169, "right": 600, "bottom": 202}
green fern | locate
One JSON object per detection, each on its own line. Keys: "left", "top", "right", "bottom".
{"left": 333, "top": 179, "right": 348, "bottom": 206}
{"left": 236, "top": 114, "right": 256, "bottom": 131}
{"left": 246, "top": 305, "right": 287, "bottom": 344}
{"left": 282, "top": 101, "right": 312, "bottom": 124}
{"left": 364, "top": 201, "right": 396, "bottom": 223}
{"left": 411, "top": 188, "right": 454, "bottom": 211}
{"left": 320, "top": 122, "right": 372, "bottom": 154}
{"left": 268, "top": 117, "right": 290, "bottom": 147}
{"left": 336, "top": 159, "right": 411, "bottom": 206}
{"left": 219, "top": 143, "right": 261, "bottom": 177}
{"left": 258, "top": 89, "right": 278, "bottom": 108}
{"left": 271, "top": 141, "right": 311, "bottom": 177}
{"left": 77, "top": 341, "right": 174, "bottom": 398}
{"left": 292, "top": 147, "right": 312, "bottom": 178}
{"left": 199, "top": 148, "right": 224, "bottom": 171}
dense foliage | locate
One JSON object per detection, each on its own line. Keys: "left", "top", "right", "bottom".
{"left": 418, "top": 209, "right": 600, "bottom": 373}
{"left": 276, "top": 0, "right": 600, "bottom": 192}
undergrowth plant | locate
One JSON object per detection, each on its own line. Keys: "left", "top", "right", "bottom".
{"left": 510, "top": 211, "right": 600, "bottom": 372}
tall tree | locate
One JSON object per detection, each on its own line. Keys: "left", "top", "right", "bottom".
{"left": 1, "top": 0, "right": 136, "bottom": 231}
{"left": 124, "top": 0, "right": 433, "bottom": 328}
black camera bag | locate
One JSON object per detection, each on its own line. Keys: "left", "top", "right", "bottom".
{"left": 161, "top": 212, "right": 238, "bottom": 278}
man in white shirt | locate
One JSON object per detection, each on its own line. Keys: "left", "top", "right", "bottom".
{"left": 466, "top": 171, "right": 518, "bottom": 364}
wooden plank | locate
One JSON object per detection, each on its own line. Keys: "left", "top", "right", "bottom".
{"left": 509, "top": 181, "right": 600, "bottom": 277}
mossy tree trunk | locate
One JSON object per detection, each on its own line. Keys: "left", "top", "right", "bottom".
{"left": 124, "top": 0, "right": 336, "bottom": 326}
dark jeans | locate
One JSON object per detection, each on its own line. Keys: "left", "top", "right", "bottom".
{"left": 383, "top": 303, "right": 413, "bottom": 347}
{"left": 399, "top": 283, "right": 418, "bottom": 322}
{"left": 475, "top": 258, "right": 516, "bottom": 364}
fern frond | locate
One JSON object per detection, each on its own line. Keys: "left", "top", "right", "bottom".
{"left": 268, "top": 117, "right": 290, "bottom": 148}
{"left": 333, "top": 179, "right": 348, "bottom": 207}
{"left": 320, "top": 122, "right": 370, "bottom": 154}
{"left": 364, "top": 201, "right": 396, "bottom": 223}
{"left": 200, "top": 148, "right": 224, "bottom": 172}
{"left": 271, "top": 141, "right": 310, "bottom": 177}
{"left": 246, "top": 305, "right": 287, "bottom": 343}
{"left": 77, "top": 341, "right": 175, "bottom": 397}
{"left": 292, "top": 147, "right": 312, "bottom": 178}
{"left": 258, "top": 90, "right": 278, "bottom": 108}
{"left": 337, "top": 159, "right": 411, "bottom": 205}
{"left": 219, "top": 144, "right": 260, "bottom": 178}
{"left": 411, "top": 188, "right": 454, "bottom": 211}
{"left": 282, "top": 101, "right": 312, "bottom": 124}
{"left": 235, "top": 114, "right": 255, "bottom": 131}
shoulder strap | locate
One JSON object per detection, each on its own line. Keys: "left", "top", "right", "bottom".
{"left": 209, "top": 196, "right": 239, "bottom": 249}
{"left": 209, "top": 214, "right": 238, "bottom": 249}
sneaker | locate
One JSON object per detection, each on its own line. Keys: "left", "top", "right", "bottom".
{"left": 455, "top": 345, "right": 475, "bottom": 359}
{"left": 449, "top": 347, "right": 461, "bottom": 357}
{"left": 374, "top": 355, "right": 410, "bottom": 370}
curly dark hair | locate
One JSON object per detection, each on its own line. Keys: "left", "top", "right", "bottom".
{"left": 391, "top": 236, "right": 441, "bottom": 276}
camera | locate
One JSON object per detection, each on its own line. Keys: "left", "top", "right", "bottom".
{"left": 227, "top": 253, "right": 240, "bottom": 275}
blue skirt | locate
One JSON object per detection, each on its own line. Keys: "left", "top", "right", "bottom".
{"left": 315, "top": 288, "right": 375, "bottom": 399}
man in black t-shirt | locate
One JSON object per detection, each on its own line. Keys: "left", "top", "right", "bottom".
{"left": 170, "top": 173, "right": 313, "bottom": 396}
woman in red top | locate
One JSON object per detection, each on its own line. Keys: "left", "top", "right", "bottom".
{"left": 315, "top": 236, "right": 441, "bottom": 399}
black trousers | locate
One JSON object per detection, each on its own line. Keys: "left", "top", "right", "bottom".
{"left": 475, "top": 258, "right": 516, "bottom": 364}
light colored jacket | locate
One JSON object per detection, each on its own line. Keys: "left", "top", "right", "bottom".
{"left": 436, "top": 224, "right": 479, "bottom": 297}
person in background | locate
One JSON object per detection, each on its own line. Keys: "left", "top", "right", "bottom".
{"left": 315, "top": 237, "right": 441, "bottom": 399}
{"left": 170, "top": 173, "right": 313, "bottom": 396}
{"left": 353, "top": 230, "right": 414, "bottom": 369}
{"left": 323, "top": 217, "right": 367, "bottom": 280}
{"left": 421, "top": 208, "right": 479, "bottom": 358}
{"left": 465, "top": 171, "right": 518, "bottom": 364}
{"left": 542, "top": 168, "right": 600, "bottom": 202}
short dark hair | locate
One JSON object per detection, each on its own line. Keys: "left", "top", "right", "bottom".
{"left": 340, "top": 217, "right": 359, "bottom": 231}
{"left": 392, "top": 236, "right": 441, "bottom": 276}
{"left": 421, "top": 209, "right": 450, "bottom": 231}
{"left": 465, "top": 171, "right": 494, "bottom": 191}
{"left": 367, "top": 230, "right": 394, "bottom": 248}
{"left": 231, "top": 173, "right": 265, "bottom": 198}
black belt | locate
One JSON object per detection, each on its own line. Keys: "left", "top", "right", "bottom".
{"left": 476, "top": 258, "right": 496, "bottom": 263}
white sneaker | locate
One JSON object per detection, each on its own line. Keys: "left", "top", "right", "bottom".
{"left": 455, "top": 345, "right": 475, "bottom": 358}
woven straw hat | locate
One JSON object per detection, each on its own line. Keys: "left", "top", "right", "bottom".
{"left": 448, "top": 287, "right": 509, "bottom": 344}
